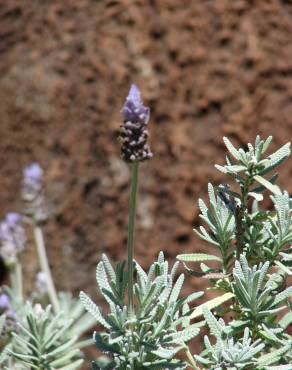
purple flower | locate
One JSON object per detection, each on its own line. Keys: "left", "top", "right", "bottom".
{"left": 122, "top": 84, "right": 150, "bottom": 125}
{"left": 0, "top": 292, "right": 17, "bottom": 337}
{"left": 22, "top": 163, "right": 43, "bottom": 201}
{"left": 0, "top": 293, "right": 11, "bottom": 311}
{"left": 0, "top": 213, "right": 26, "bottom": 265}
{"left": 22, "top": 163, "right": 48, "bottom": 222}
{"left": 119, "top": 84, "right": 153, "bottom": 162}
{"left": 35, "top": 271, "right": 48, "bottom": 295}
{"left": 6, "top": 213, "right": 22, "bottom": 229}
{"left": 23, "top": 163, "right": 43, "bottom": 185}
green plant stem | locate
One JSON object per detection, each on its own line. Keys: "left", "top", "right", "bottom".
{"left": 10, "top": 260, "right": 23, "bottom": 303}
{"left": 185, "top": 346, "right": 200, "bottom": 370}
{"left": 127, "top": 161, "right": 139, "bottom": 313}
{"left": 236, "top": 177, "right": 253, "bottom": 260}
{"left": 33, "top": 225, "right": 60, "bottom": 313}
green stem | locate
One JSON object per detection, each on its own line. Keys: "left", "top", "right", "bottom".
{"left": 10, "top": 260, "right": 23, "bottom": 303}
{"left": 33, "top": 225, "right": 60, "bottom": 313}
{"left": 127, "top": 161, "right": 139, "bottom": 313}
{"left": 236, "top": 178, "right": 252, "bottom": 260}
{"left": 185, "top": 346, "right": 200, "bottom": 370}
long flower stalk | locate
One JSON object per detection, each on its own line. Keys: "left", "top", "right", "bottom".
{"left": 33, "top": 225, "right": 60, "bottom": 313}
{"left": 10, "top": 260, "right": 23, "bottom": 303}
{"left": 127, "top": 161, "right": 139, "bottom": 312}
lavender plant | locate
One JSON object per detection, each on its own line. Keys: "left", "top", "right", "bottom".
{"left": 0, "top": 163, "right": 95, "bottom": 369}
{"left": 80, "top": 85, "right": 202, "bottom": 369}
{"left": 178, "top": 136, "right": 292, "bottom": 369}
{"left": 0, "top": 83, "right": 291, "bottom": 370}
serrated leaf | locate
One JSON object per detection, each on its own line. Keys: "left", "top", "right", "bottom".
{"left": 177, "top": 253, "right": 222, "bottom": 263}
{"left": 249, "top": 192, "right": 264, "bottom": 202}
{"left": 257, "top": 344, "right": 291, "bottom": 366}
{"left": 254, "top": 175, "right": 282, "bottom": 195}
{"left": 279, "top": 310, "right": 292, "bottom": 329}
{"left": 80, "top": 292, "right": 110, "bottom": 329}
{"left": 223, "top": 137, "right": 240, "bottom": 160}
{"left": 191, "top": 292, "right": 234, "bottom": 319}
{"left": 274, "top": 261, "right": 292, "bottom": 275}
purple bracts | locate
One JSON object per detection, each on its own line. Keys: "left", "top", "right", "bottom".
{"left": 0, "top": 213, "right": 26, "bottom": 265}
{"left": 119, "top": 84, "right": 153, "bottom": 162}
{"left": 22, "top": 163, "right": 48, "bottom": 222}
{"left": 0, "top": 293, "right": 11, "bottom": 311}
{"left": 22, "top": 163, "right": 43, "bottom": 201}
{"left": 0, "top": 292, "right": 17, "bottom": 337}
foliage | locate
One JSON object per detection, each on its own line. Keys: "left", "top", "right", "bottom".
{"left": 9, "top": 304, "right": 84, "bottom": 370}
{"left": 178, "top": 136, "right": 292, "bottom": 276}
{"left": 178, "top": 136, "right": 292, "bottom": 368}
{"left": 0, "top": 81, "right": 291, "bottom": 370}
{"left": 194, "top": 307, "right": 265, "bottom": 370}
{"left": 80, "top": 252, "right": 204, "bottom": 369}
{"left": 0, "top": 163, "right": 95, "bottom": 370}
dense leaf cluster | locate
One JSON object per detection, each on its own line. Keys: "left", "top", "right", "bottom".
{"left": 81, "top": 253, "right": 204, "bottom": 369}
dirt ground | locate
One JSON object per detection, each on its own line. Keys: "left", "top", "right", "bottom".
{"left": 0, "top": 0, "right": 292, "bottom": 366}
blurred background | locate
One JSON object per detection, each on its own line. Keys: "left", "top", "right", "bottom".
{"left": 0, "top": 0, "right": 292, "bottom": 364}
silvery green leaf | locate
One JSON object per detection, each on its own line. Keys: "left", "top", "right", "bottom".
{"left": 170, "top": 325, "right": 200, "bottom": 343}
{"left": 215, "top": 164, "right": 227, "bottom": 173}
{"left": 191, "top": 293, "right": 234, "bottom": 319}
{"left": 152, "top": 347, "right": 180, "bottom": 359}
{"left": 279, "top": 311, "right": 292, "bottom": 329}
{"left": 254, "top": 175, "right": 282, "bottom": 195}
{"left": 223, "top": 137, "right": 241, "bottom": 160}
{"left": 260, "top": 142, "right": 291, "bottom": 175}
{"left": 272, "top": 286, "right": 292, "bottom": 306}
{"left": 274, "top": 261, "right": 292, "bottom": 275}
{"left": 262, "top": 136, "right": 273, "bottom": 154}
{"left": 225, "top": 165, "right": 247, "bottom": 173}
{"left": 249, "top": 192, "right": 264, "bottom": 202}
{"left": 202, "top": 306, "right": 225, "bottom": 339}
{"left": 101, "top": 254, "right": 116, "bottom": 282}
{"left": 80, "top": 292, "right": 110, "bottom": 329}
{"left": 177, "top": 253, "right": 222, "bottom": 263}
{"left": 257, "top": 344, "right": 291, "bottom": 366}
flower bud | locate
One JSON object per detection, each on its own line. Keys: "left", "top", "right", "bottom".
{"left": 22, "top": 163, "right": 43, "bottom": 201}
{"left": 0, "top": 213, "right": 26, "bottom": 266}
{"left": 119, "top": 84, "right": 153, "bottom": 162}
{"left": 22, "top": 163, "right": 48, "bottom": 222}
{"left": 35, "top": 271, "right": 48, "bottom": 295}
{"left": 0, "top": 292, "right": 17, "bottom": 337}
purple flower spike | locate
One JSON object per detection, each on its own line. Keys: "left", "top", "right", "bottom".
{"left": 36, "top": 271, "right": 48, "bottom": 295}
{"left": 23, "top": 163, "right": 43, "bottom": 186}
{"left": 122, "top": 84, "right": 150, "bottom": 125}
{"left": 119, "top": 84, "right": 153, "bottom": 162}
{"left": 0, "top": 293, "right": 11, "bottom": 311}
{"left": 22, "top": 162, "right": 48, "bottom": 222}
{"left": 6, "top": 213, "right": 22, "bottom": 229}
{"left": 0, "top": 213, "right": 26, "bottom": 265}
{"left": 0, "top": 292, "right": 17, "bottom": 337}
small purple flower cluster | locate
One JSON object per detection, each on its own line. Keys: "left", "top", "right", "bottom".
{"left": 35, "top": 271, "right": 48, "bottom": 295}
{"left": 119, "top": 84, "right": 153, "bottom": 162}
{"left": 0, "top": 213, "right": 26, "bottom": 266}
{"left": 0, "top": 292, "right": 17, "bottom": 337}
{"left": 22, "top": 163, "right": 43, "bottom": 201}
{"left": 22, "top": 163, "right": 48, "bottom": 222}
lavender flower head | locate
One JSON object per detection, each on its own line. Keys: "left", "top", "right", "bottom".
{"left": 0, "top": 292, "right": 17, "bottom": 337}
{"left": 0, "top": 213, "right": 26, "bottom": 265}
{"left": 22, "top": 162, "right": 43, "bottom": 201}
{"left": 35, "top": 271, "right": 48, "bottom": 295}
{"left": 119, "top": 84, "right": 153, "bottom": 162}
{"left": 22, "top": 163, "right": 48, "bottom": 222}
{"left": 0, "top": 293, "right": 11, "bottom": 311}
